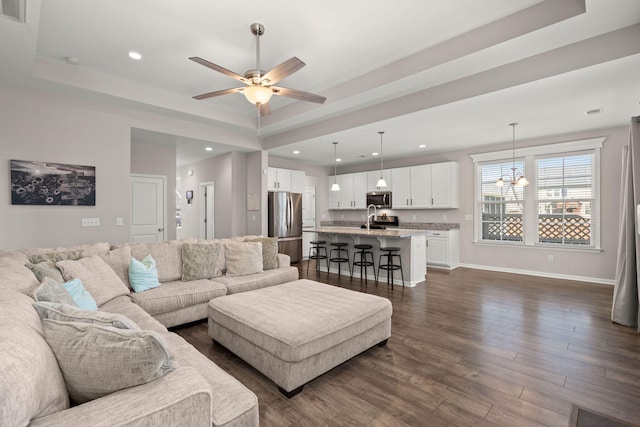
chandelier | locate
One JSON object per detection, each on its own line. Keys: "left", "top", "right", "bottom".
{"left": 496, "top": 123, "right": 528, "bottom": 188}
{"left": 331, "top": 141, "right": 340, "bottom": 191}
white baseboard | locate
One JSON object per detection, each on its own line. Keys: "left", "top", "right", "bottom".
{"left": 458, "top": 263, "right": 614, "bottom": 286}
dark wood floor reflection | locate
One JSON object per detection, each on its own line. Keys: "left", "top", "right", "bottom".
{"left": 174, "top": 263, "right": 640, "bottom": 426}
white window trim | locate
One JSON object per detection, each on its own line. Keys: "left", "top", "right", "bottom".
{"left": 471, "top": 137, "right": 605, "bottom": 250}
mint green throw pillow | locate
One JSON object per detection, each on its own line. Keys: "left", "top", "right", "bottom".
{"left": 63, "top": 278, "right": 98, "bottom": 311}
{"left": 129, "top": 255, "right": 160, "bottom": 292}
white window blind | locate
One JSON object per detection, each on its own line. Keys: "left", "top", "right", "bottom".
{"left": 536, "top": 152, "right": 595, "bottom": 246}
{"left": 479, "top": 160, "right": 525, "bottom": 242}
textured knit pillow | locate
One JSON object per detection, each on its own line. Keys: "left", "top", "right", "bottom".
{"left": 57, "top": 255, "right": 130, "bottom": 306}
{"left": 181, "top": 243, "right": 219, "bottom": 281}
{"left": 41, "top": 319, "right": 174, "bottom": 404}
{"left": 129, "top": 255, "right": 160, "bottom": 292}
{"left": 26, "top": 261, "right": 65, "bottom": 283}
{"left": 225, "top": 242, "right": 263, "bottom": 276}
{"left": 30, "top": 250, "right": 82, "bottom": 264}
{"left": 33, "top": 301, "right": 140, "bottom": 330}
{"left": 63, "top": 278, "right": 98, "bottom": 311}
{"left": 245, "top": 237, "right": 278, "bottom": 270}
{"left": 99, "top": 246, "right": 132, "bottom": 288}
{"left": 32, "top": 276, "right": 78, "bottom": 307}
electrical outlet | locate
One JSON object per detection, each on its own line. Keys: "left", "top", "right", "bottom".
{"left": 81, "top": 218, "right": 100, "bottom": 227}
{"left": 442, "top": 214, "right": 447, "bottom": 221}
{"left": 547, "top": 254, "right": 554, "bottom": 263}
{"left": 116, "top": 217, "right": 123, "bottom": 226}
{"left": 412, "top": 214, "right": 416, "bottom": 220}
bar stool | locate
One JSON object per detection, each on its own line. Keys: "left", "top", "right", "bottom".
{"left": 351, "top": 244, "right": 376, "bottom": 283}
{"left": 329, "top": 242, "right": 351, "bottom": 277}
{"left": 377, "top": 247, "right": 404, "bottom": 289}
{"left": 307, "top": 240, "right": 329, "bottom": 275}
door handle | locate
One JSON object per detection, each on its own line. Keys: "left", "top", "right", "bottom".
{"left": 158, "top": 228, "right": 164, "bottom": 232}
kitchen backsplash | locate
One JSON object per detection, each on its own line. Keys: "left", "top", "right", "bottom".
{"left": 320, "top": 220, "right": 459, "bottom": 230}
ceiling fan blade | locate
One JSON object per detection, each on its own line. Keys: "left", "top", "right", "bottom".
{"left": 272, "top": 86, "right": 326, "bottom": 104}
{"left": 262, "top": 57, "right": 305, "bottom": 85}
{"left": 189, "top": 57, "right": 249, "bottom": 84}
{"left": 259, "top": 103, "right": 271, "bottom": 116}
{"left": 193, "top": 87, "right": 243, "bottom": 100}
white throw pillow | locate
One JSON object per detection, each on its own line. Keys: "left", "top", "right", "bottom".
{"left": 42, "top": 319, "right": 175, "bottom": 404}
{"left": 225, "top": 242, "right": 263, "bottom": 276}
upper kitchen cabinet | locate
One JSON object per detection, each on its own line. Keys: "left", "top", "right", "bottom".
{"left": 268, "top": 167, "right": 292, "bottom": 192}
{"left": 291, "top": 170, "right": 305, "bottom": 194}
{"left": 429, "top": 161, "right": 459, "bottom": 208}
{"left": 340, "top": 172, "right": 367, "bottom": 210}
{"left": 391, "top": 165, "right": 428, "bottom": 209}
{"left": 366, "top": 170, "right": 393, "bottom": 192}
{"left": 328, "top": 175, "right": 342, "bottom": 209}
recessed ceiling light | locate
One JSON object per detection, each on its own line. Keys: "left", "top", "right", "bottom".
{"left": 128, "top": 51, "right": 142, "bottom": 60}
{"left": 293, "top": 150, "right": 300, "bottom": 154}
{"left": 418, "top": 144, "right": 426, "bottom": 148}
{"left": 336, "top": 158, "right": 342, "bottom": 162}
{"left": 205, "top": 147, "right": 213, "bottom": 151}
{"left": 372, "top": 152, "right": 379, "bottom": 156}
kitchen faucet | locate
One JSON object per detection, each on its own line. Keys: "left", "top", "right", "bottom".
{"left": 366, "top": 204, "right": 377, "bottom": 231}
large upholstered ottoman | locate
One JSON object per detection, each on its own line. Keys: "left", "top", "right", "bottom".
{"left": 207, "top": 279, "right": 392, "bottom": 397}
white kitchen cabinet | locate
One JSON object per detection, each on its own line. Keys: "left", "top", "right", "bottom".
{"left": 340, "top": 172, "right": 367, "bottom": 209}
{"left": 328, "top": 175, "right": 342, "bottom": 209}
{"left": 429, "top": 162, "right": 459, "bottom": 208}
{"left": 426, "top": 229, "right": 459, "bottom": 270}
{"left": 268, "top": 167, "right": 292, "bottom": 191}
{"left": 291, "top": 170, "right": 305, "bottom": 194}
{"left": 391, "top": 165, "right": 428, "bottom": 209}
{"left": 366, "top": 170, "right": 393, "bottom": 192}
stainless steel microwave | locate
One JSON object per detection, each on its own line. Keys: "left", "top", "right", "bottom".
{"left": 366, "top": 191, "right": 392, "bottom": 208}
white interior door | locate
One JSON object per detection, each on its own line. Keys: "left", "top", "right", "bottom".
{"left": 130, "top": 175, "right": 166, "bottom": 242}
{"left": 199, "top": 182, "right": 214, "bottom": 240}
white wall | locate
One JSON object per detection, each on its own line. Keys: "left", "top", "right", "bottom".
{"left": 323, "top": 125, "right": 628, "bottom": 283}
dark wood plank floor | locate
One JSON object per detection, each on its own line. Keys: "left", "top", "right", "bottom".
{"left": 174, "top": 263, "right": 640, "bottom": 426}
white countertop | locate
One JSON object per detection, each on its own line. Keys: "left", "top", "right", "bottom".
{"left": 304, "top": 227, "right": 427, "bottom": 238}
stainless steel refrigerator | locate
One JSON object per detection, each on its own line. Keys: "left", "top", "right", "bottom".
{"left": 268, "top": 191, "right": 302, "bottom": 263}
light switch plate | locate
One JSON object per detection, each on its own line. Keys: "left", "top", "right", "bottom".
{"left": 81, "top": 218, "right": 100, "bottom": 227}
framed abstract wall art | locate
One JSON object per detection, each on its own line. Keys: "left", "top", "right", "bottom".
{"left": 10, "top": 160, "right": 96, "bottom": 206}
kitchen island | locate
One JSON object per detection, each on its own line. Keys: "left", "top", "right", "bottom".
{"left": 303, "top": 227, "right": 427, "bottom": 287}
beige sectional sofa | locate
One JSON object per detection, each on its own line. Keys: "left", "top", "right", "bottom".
{"left": 0, "top": 237, "right": 299, "bottom": 427}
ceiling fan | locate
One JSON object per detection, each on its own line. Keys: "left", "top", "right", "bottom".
{"left": 190, "top": 23, "right": 326, "bottom": 116}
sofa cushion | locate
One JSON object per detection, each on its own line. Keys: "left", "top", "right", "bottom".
{"left": 200, "top": 239, "right": 231, "bottom": 276}
{"left": 42, "top": 319, "right": 175, "bottom": 404}
{"left": 0, "top": 249, "right": 29, "bottom": 265}
{"left": 99, "top": 296, "right": 168, "bottom": 334}
{"left": 128, "top": 279, "right": 227, "bottom": 316}
{"left": 99, "top": 246, "right": 132, "bottom": 288}
{"left": 33, "top": 301, "right": 140, "bottom": 330}
{"left": 29, "top": 250, "right": 82, "bottom": 264}
{"left": 125, "top": 241, "right": 184, "bottom": 283}
{"left": 26, "top": 261, "right": 65, "bottom": 283}
{"left": 0, "top": 291, "right": 69, "bottom": 426}
{"left": 21, "top": 242, "right": 111, "bottom": 260}
{"left": 225, "top": 242, "right": 263, "bottom": 277}
{"left": 57, "top": 255, "right": 130, "bottom": 306}
{"left": 211, "top": 266, "right": 299, "bottom": 294}
{"left": 33, "top": 276, "right": 78, "bottom": 307}
{"left": 245, "top": 237, "right": 278, "bottom": 270}
{"left": 129, "top": 255, "right": 160, "bottom": 292}
{"left": 0, "top": 260, "right": 40, "bottom": 295}
{"left": 182, "top": 243, "right": 219, "bottom": 281}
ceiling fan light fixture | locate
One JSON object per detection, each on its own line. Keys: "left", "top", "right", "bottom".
{"left": 243, "top": 85, "right": 273, "bottom": 105}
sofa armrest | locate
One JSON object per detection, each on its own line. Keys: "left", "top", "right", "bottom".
{"left": 29, "top": 367, "right": 212, "bottom": 427}
{"left": 277, "top": 253, "right": 291, "bottom": 267}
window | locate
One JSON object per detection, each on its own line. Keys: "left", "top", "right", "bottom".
{"left": 479, "top": 160, "right": 525, "bottom": 242}
{"left": 536, "top": 152, "right": 595, "bottom": 246}
{"left": 471, "top": 138, "right": 603, "bottom": 250}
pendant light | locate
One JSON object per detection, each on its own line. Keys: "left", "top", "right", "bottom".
{"left": 496, "top": 123, "right": 528, "bottom": 188}
{"left": 331, "top": 141, "right": 340, "bottom": 191}
{"left": 376, "top": 131, "right": 388, "bottom": 188}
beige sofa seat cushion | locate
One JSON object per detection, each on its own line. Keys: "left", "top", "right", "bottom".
{"left": 99, "top": 296, "right": 168, "bottom": 333}
{"left": 211, "top": 266, "right": 298, "bottom": 295}
{"left": 0, "top": 291, "right": 69, "bottom": 426}
{"left": 162, "top": 333, "right": 258, "bottom": 427}
{"left": 57, "top": 255, "right": 130, "bottom": 306}
{"left": 128, "top": 279, "right": 227, "bottom": 316}
{"left": 208, "top": 279, "right": 392, "bottom": 363}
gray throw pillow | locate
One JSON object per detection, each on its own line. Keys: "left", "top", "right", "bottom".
{"left": 181, "top": 243, "right": 219, "bottom": 281}
{"left": 33, "top": 301, "right": 140, "bottom": 330}
{"left": 26, "top": 261, "right": 65, "bottom": 283}
{"left": 30, "top": 250, "right": 82, "bottom": 264}
{"left": 245, "top": 237, "right": 278, "bottom": 270}
{"left": 41, "top": 319, "right": 175, "bottom": 404}
{"left": 32, "top": 277, "right": 78, "bottom": 307}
